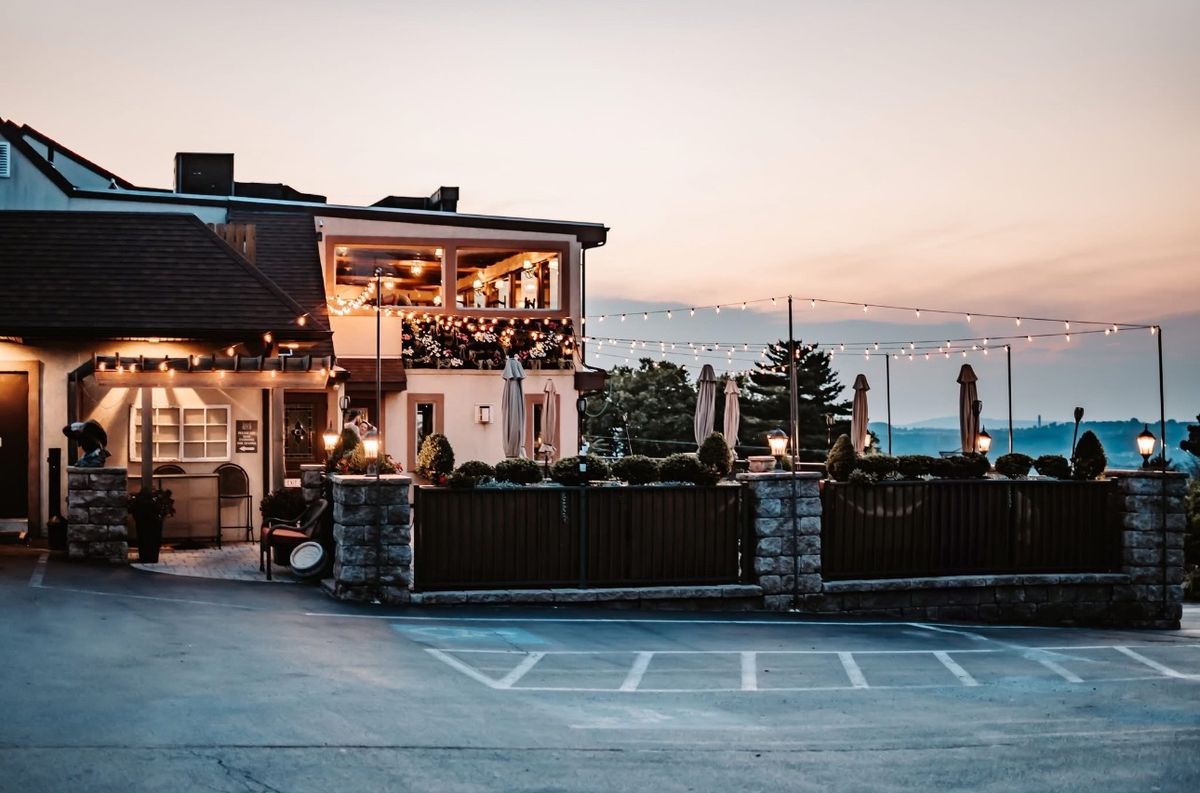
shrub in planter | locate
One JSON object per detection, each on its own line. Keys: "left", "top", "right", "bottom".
{"left": 494, "top": 457, "right": 542, "bottom": 485}
{"left": 897, "top": 454, "right": 936, "bottom": 479}
{"left": 260, "top": 487, "right": 306, "bottom": 522}
{"left": 128, "top": 488, "right": 175, "bottom": 563}
{"left": 697, "top": 432, "right": 733, "bottom": 478}
{"left": 994, "top": 452, "right": 1035, "bottom": 479}
{"left": 448, "top": 460, "right": 495, "bottom": 489}
{"left": 415, "top": 433, "right": 455, "bottom": 484}
{"left": 612, "top": 455, "right": 660, "bottom": 485}
{"left": 953, "top": 453, "right": 992, "bottom": 479}
{"left": 856, "top": 454, "right": 899, "bottom": 480}
{"left": 826, "top": 434, "right": 856, "bottom": 482}
{"left": 1034, "top": 454, "right": 1072, "bottom": 479}
{"left": 658, "top": 453, "right": 716, "bottom": 486}
{"left": 550, "top": 455, "right": 611, "bottom": 486}
{"left": 1072, "top": 430, "right": 1107, "bottom": 480}
{"left": 847, "top": 468, "right": 874, "bottom": 485}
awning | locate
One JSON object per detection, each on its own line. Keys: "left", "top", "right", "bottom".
{"left": 87, "top": 353, "right": 338, "bottom": 389}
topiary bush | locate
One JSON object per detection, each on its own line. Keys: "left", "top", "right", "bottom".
{"left": 826, "top": 434, "right": 856, "bottom": 482}
{"left": 856, "top": 454, "right": 899, "bottom": 480}
{"left": 897, "top": 454, "right": 936, "bottom": 479}
{"left": 847, "top": 469, "right": 874, "bottom": 485}
{"left": 415, "top": 433, "right": 455, "bottom": 484}
{"left": 494, "top": 457, "right": 542, "bottom": 485}
{"left": 994, "top": 452, "right": 1034, "bottom": 479}
{"left": 1072, "top": 430, "right": 1107, "bottom": 480}
{"left": 698, "top": 432, "right": 733, "bottom": 478}
{"left": 612, "top": 455, "right": 660, "bottom": 485}
{"left": 448, "top": 460, "right": 495, "bottom": 489}
{"left": 1034, "top": 454, "right": 1071, "bottom": 479}
{"left": 658, "top": 453, "right": 716, "bottom": 486}
{"left": 928, "top": 454, "right": 990, "bottom": 479}
{"left": 550, "top": 455, "right": 611, "bottom": 486}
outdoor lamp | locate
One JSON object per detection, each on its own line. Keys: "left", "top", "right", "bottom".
{"left": 767, "top": 428, "right": 789, "bottom": 470}
{"left": 1136, "top": 424, "right": 1157, "bottom": 468}
{"left": 322, "top": 426, "right": 339, "bottom": 454}
{"left": 363, "top": 429, "right": 380, "bottom": 476}
{"left": 976, "top": 427, "right": 993, "bottom": 455}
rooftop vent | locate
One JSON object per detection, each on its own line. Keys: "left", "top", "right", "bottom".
{"left": 0, "top": 142, "right": 10, "bottom": 178}
{"left": 174, "top": 152, "right": 234, "bottom": 196}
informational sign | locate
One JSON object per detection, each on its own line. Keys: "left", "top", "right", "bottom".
{"left": 235, "top": 420, "right": 258, "bottom": 453}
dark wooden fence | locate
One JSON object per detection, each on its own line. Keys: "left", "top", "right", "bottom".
{"left": 822, "top": 480, "right": 1120, "bottom": 580}
{"left": 413, "top": 485, "right": 746, "bottom": 591}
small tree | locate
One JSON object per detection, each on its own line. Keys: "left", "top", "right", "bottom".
{"left": 698, "top": 432, "right": 733, "bottom": 478}
{"left": 826, "top": 434, "right": 856, "bottom": 482}
{"left": 612, "top": 455, "right": 660, "bottom": 485}
{"left": 416, "top": 433, "right": 455, "bottom": 483}
{"left": 1072, "top": 430, "right": 1107, "bottom": 480}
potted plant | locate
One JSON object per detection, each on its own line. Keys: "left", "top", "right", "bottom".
{"left": 127, "top": 488, "right": 175, "bottom": 563}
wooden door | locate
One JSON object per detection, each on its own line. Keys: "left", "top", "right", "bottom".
{"left": 0, "top": 373, "right": 29, "bottom": 519}
{"left": 283, "top": 392, "right": 327, "bottom": 479}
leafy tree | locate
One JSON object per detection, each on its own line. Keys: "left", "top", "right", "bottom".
{"left": 584, "top": 359, "right": 697, "bottom": 458}
{"left": 740, "top": 340, "right": 851, "bottom": 459}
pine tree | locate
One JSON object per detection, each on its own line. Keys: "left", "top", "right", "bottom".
{"left": 740, "top": 340, "right": 851, "bottom": 460}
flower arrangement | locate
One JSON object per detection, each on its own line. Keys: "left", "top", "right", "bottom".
{"left": 401, "top": 315, "right": 575, "bottom": 370}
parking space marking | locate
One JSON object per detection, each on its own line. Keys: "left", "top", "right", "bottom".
{"left": 28, "top": 553, "right": 47, "bottom": 588}
{"left": 1029, "top": 653, "right": 1085, "bottom": 683}
{"left": 838, "top": 652, "right": 869, "bottom": 688}
{"left": 741, "top": 652, "right": 758, "bottom": 691}
{"left": 1113, "top": 645, "right": 1199, "bottom": 680}
{"left": 621, "top": 652, "right": 654, "bottom": 692}
{"left": 933, "top": 651, "right": 980, "bottom": 686}
{"left": 496, "top": 652, "right": 546, "bottom": 689}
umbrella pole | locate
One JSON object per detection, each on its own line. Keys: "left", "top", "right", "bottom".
{"left": 1006, "top": 344, "right": 1014, "bottom": 454}
{"left": 885, "top": 353, "right": 892, "bottom": 455}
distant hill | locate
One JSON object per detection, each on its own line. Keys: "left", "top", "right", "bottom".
{"left": 900, "top": 416, "right": 1041, "bottom": 430}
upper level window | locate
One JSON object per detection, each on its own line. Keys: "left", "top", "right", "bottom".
{"left": 455, "top": 248, "right": 560, "bottom": 310}
{"left": 333, "top": 244, "right": 443, "bottom": 310}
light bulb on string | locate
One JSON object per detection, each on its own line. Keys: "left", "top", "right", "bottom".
{"left": 810, "top": 299, "right": 816, "bottom": 308}
{"left": 1016, "top": 318, "right": 1022, "bottom": 327}
{"left": 689, "top": 308, "right": 695, "bottom": 317}
{"left": 915, "top": 309, "right": 921, "bottom": 318}
{"left": 1151, "top": 326, "right": 1157, "bottom": 335}
{"left": 741, "top": 302, "right": 746, "bottom": 310}
{"left": 620, "top": 314, "right": 626, "bottom": 322}
{"left": 862, "top": 304, "right": 869, "bottom": 313}
{"left": 966, "top": 313, "right": 972, "bottom": 323}
{"left": 666, "top": 310, "right": 672, "bottom": 319}
{"left": 715, "top": 305, "right": 721, "bottom": 314}
{"left": 643, "top": 313, "right": 648, "bottom": 321}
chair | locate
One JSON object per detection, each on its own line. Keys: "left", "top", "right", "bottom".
{"left": 215, "top": 463, "right": 254, "bottom": 542}
{"left": 260, "top": 499, "right": 330, "bottom": 581}
{"left": 154, "top": 464, "right": 185, "bottom": 474}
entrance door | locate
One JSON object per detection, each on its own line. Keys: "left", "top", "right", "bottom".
{"left": 0, "top": 373, "right": 29, "bottom": 519}
{"left": 283, "top": 392, "right": 327, "bottom": 479}
{"left": 406, "top": 394, "right": 444, "bottom": 473}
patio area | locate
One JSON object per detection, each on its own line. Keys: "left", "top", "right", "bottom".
{"left": 131, "top": 543, "right": 300, "bottom": 583}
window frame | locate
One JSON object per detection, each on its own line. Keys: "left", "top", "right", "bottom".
{"left": 129, "top": 405, "right": 232, "bottom": 463}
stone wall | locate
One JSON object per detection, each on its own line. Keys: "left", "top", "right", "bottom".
{"left": 741, "top": 469, "right": 1188, "bottom": 628}
{"left": 329, "top": 474, "right": 412, "bottom": 604}
{"left": 66, "top": 466, "right": 128, "bottom": 563}
{"left": 300, "top": 463, "right": 324, "bottom": 505}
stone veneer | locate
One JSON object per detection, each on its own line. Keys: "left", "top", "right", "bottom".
{"left": 329, "top": 474, "right": 412, "bottom": 604}
{"left": 741, "top": 469, "right": 1188, "bottom": 629}
{"left": 300, "top": 463, "right": 324, "bottom": 505}
{"left": 66, "top": 466, "right": 129, "bottom": 564}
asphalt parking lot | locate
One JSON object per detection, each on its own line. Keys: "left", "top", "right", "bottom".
{"left": 1, "top": 547, "right": 1198, "bottom": 792}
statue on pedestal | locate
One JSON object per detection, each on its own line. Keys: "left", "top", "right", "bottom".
{"left": 63, "top": 420, "right": 111, "bottom": 467}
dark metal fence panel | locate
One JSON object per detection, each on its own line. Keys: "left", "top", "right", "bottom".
{"left": 413, "top": 485, "right": 743, "bottom": 591}
{"left": 822, "top": 480, "right": 1119, "bottom": 580}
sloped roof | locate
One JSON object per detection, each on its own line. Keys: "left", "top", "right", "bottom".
{"left": 225, "top": 209, "right": 328, "bottom": 329}
{"left": 0, "top": 211, "right": 331, "bottom": 343}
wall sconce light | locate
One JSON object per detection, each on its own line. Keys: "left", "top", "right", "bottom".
{"left": 476, "top": 405, "right": 492, "bottom": 424}
{"left": 1136, "top": 424, "right": 1157, "bottom": 468}
{"left": 766, "top": 428, "right": 788, "bottom": 470}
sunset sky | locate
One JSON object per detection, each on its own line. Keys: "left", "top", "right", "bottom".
{"left": 3, "top": 0, "right": 1196, "bottom": 431}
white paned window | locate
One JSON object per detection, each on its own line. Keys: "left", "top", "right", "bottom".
{"left": 129, "top": 406, "right": 231, "bottom": 462}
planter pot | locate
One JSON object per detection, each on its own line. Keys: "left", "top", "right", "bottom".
{"left": 135, "top": 516, "right": 163, "bottom": 563}
{"left": 747, "top": 455, "right": 777, "bottom": 473}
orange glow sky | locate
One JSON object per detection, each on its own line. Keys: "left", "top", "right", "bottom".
{"left": 3, "top": 0, "right": 1197, "bottom": 427}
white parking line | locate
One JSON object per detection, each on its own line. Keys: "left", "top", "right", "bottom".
{"left": 838, "top": 652, "right": 869, "bottom": 688}
{"left": 621, "top": 652, "right": 655, "bottom": 691}
{"left": 1113, "top": 646, "right": 1198, "bottom": 680}
{"left": 741, "top": 651, "right": 758, "bottom": 691}
{"left": 1028, "top": 653, "right": 1084, "bottom": 683}
{"left": 28, "top": 553, "right": 47, "bottom": 588}
{"left": 496, "top": 652, "right": 545, "bottom": 689}
{"left": 934, "top": 651, "right": 980, "bottom": 687}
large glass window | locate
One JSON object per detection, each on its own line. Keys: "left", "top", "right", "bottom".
{"left": 333, "top": 244, "right": 444, "bottom": 311}
{"left": 454, "top": 248, "right": 560, "bottom": 310}
{"left": 130, "top": 406, "right": 230, "bottom": 462}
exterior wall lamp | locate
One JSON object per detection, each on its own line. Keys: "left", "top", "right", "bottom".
{"left": 363, "top": 429, "right": 380, "bottom": 476}
{"left": 766, "top": 428, "right": 788, "bottom": 470}
{"left": 976, "top": 427, "right": 993, "bottom": 455}
{"left": 1136, "top": 424, "right": 1157, "bottom": 468}
{"left": 322, "top": 426, "right": 340, "bottom": 456}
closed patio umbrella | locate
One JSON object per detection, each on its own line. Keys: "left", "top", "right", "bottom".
{"left": 541, "top": 379, "right": 559, "bottom": 460}
{"left": 694, "top": 364, "right": 717, "bottom": 448}
{"left": 850, "top": 374, "right": 870, "bottom": 453}
{"left": 722, "top": 378, "right": 741, "bottom": 454}
{"left": 501, "top": 357, "right": 527, "bottom": 458}
{"left": 957, "top": 364, "right": 979, "bottom": 453}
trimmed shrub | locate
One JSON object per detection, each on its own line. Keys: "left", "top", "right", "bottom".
{"left": 897, "top": 454, "right": 936, "bottom": 479}
{"left": 1034, "top": 454, "right": 1071, "bottom": 479}
{"left": 550, "top": 455, "right": 611, "bottom": 486}
{"left": 856, "top": 454, "right": 899, "bottom": 480}
{"left": 494, "top": 457, "right": 543, "bottom": 485}
{"left": 847, "top": 468, "right": 873, "bottom": 485}
{"left": 658, "top": 453, "right": 716, "bottom": 486}
{"left": 448, "top": 460, "right": 495, "bottom": 489}
{"left": 826, "top": 434, "right": 856, "bottom": 482}
{"left": 1072, "top": 430, "right": 1107, "bottom": 480}
{"left": 415, "top": 433, "right": 455, "bottom": 483}
{"left": 929, "top": 454, "right": 989, "bottom": 479}
{"left": 994, "top": 453, "right": 1034, "bottom": 479}
{"left": 698, "top": 432, "right": 733, "bottom": 478}
{"left": 612, "top": 455, "right": 660, "bottom": 485}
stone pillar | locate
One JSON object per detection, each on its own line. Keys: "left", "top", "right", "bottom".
{"left": 300, "top": 463, "right": 324, "bottom": 505}
{"left": 1107, "top": 470, "right": 1188, "bottom": 628}
{"left": 737, "top": 472, "right": 823, "bottom": 611}
{"left": 66, "top": 466, "right": 129, "bottom": 564}
{"left": 329, "top": 474, "right": 413, "bottom": 604}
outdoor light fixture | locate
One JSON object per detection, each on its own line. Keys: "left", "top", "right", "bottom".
{"left": 1136, "top": 424, "right": 1157, "bottom": 468}
{"left": 322, "top": 426, "right": 340, "bottom": 455}
{"left": 363, "top": 429, "right": 380, "bottom": 476}
{"left": 767, "top": 428, "right": 788, "bottom": 470}
{"left": 976, "top": 427, "right": 993, "bottom": 455}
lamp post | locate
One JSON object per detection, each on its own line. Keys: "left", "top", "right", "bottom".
{"left": 767, "top": 428, "right": 788, "bottom": 471}
{"left": 825, "top": 413, "right": 834, "bottom": 449}
{"left": 322, "top": 426, "right": 340, "bottom": 458}
{"left": 976, "top": 427, "right": 993, "bottom": 456}
{"left": 363, "top": 429, "right": 380, "bottom": 477}
{"left": 1136, "top": 424, "right": 1157, "bottom": 469}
